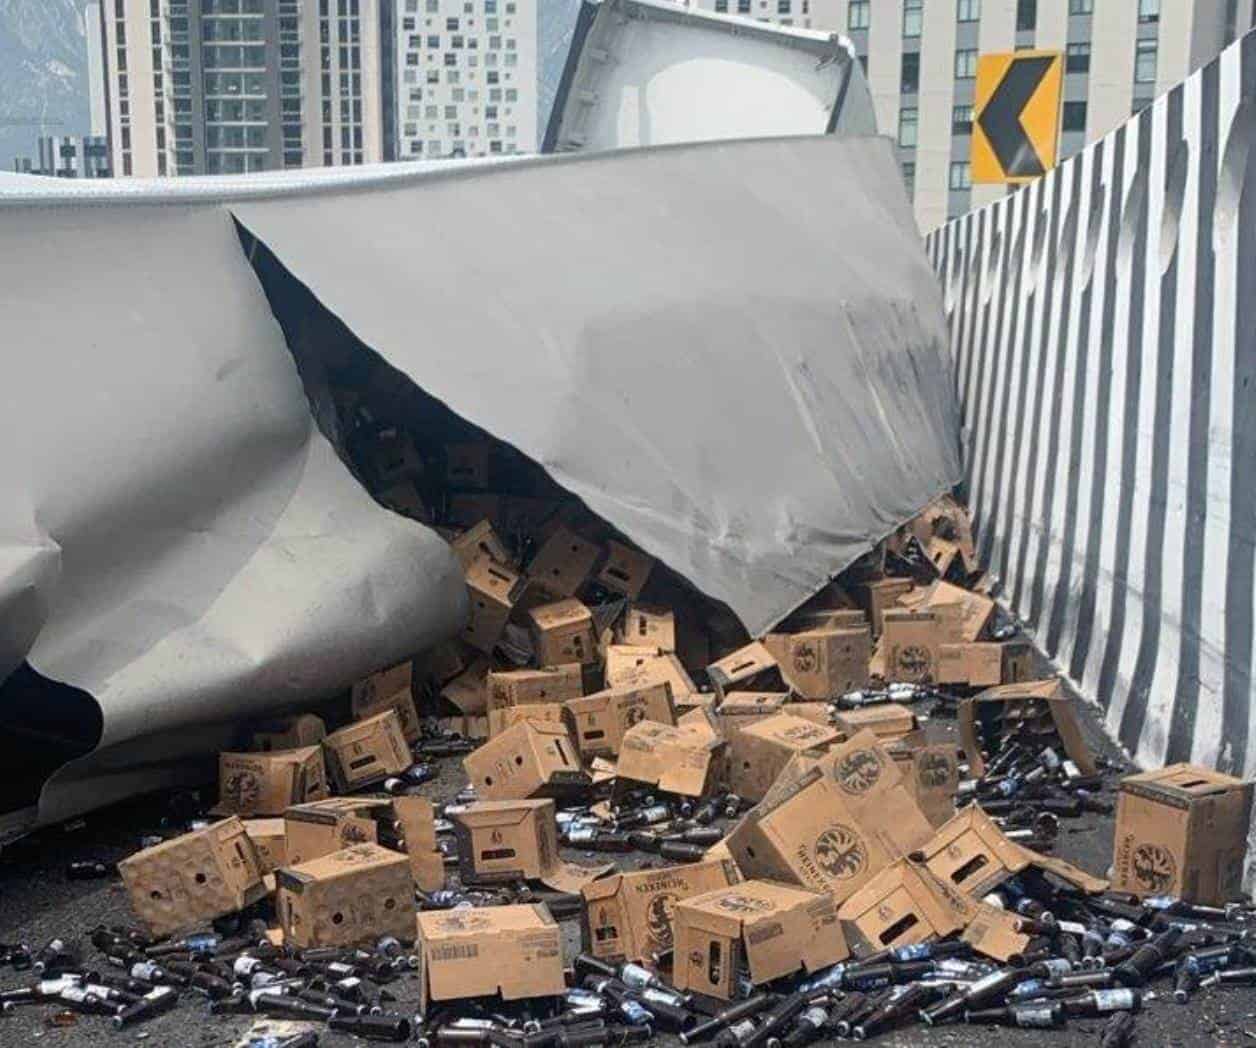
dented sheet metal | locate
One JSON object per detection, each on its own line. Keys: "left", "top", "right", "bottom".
{"left": 0, "top": 201, "right": 466, "bottom": 836}
{"left": 0, "top": 134, "right": 958, "bottom": 831}
{"left": 228, "top": 135, "right": 962, "bottom": 634}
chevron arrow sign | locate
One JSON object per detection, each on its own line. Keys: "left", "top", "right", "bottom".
{"left": 971, "top": 50, "right": 1063, "bottom": 184}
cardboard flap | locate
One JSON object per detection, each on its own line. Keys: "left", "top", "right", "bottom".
{"left": 961, "top": 901, "right": 1032, "bottom": 962}
{"left": 442, "top": 658, "right": 492, "bottom": 715}
{"left": 391, "top": 796, "right": 446, "bottom": 892}
{"left": 539, "top": 859, "right": 615, "bottom": 894}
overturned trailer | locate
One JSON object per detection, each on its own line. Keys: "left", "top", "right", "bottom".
{"left": 0, "top": 129, "right": 958, "bottom": 837}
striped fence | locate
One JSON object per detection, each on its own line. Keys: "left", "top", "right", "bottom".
{"left": 924, "top": 30, "right": 1256, "bottom": 778}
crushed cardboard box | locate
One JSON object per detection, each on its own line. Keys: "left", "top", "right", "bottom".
{"left": 350, "top": 661, "right": 422, "bottom": 744}
{"left": 959, "top": 678, "right": 1096, "bottom": 777}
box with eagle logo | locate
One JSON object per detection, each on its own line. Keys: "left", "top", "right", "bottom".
{"left": 725, "top": 731, "right": 933, "bottom": 904}
{"left": 215, "top": 746, "right": 328, "bottom": 817}
{"left": 878, "top": 609, "right": 941, "bottom": 683}
{"left": 415, "top": 904, "right": 566, "bottom": 1011}
{"left": 563, "top": 682, "right": 676, "bottom": 759}
{"left": 885, "top": 731, "right": 958, "bottom": 827}
{"left": 725, "top": 712, "right": 841, "bottom": 802}
{"left": 580, "top": 859, "right": 741, "bottom": 965}
{"left": 764, "top": 627, "right": 871, "bottom": 699}
{"left": 283, "top": 797, "right": 389, "bottom": 866}
{"left": 672, "top": 880, "right": 847, "bottom": 999}
{"left": 276, "top": 842, "right": 414, "bottom": 948}
{"left": 1112, "top": 763, "right": 1252, "bottom": 906}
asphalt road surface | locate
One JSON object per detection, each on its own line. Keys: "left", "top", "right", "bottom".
{"left": 1, "top": 696, "right": 1254, "bottom": 1047}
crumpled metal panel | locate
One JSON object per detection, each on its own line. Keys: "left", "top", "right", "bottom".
{"left": 0, "top": 202, "right": 467, "bottom": 835}
{"left": 230, "top": 135, "right": 962, "bottom": 636}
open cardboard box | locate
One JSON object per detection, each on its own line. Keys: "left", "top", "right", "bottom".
{"left": 958, "top": 678, "right": 1096, "bottom": 777}
{"left": 616, "top": 718, "right": 727, "bottom": 798}
{"left": 725, "top": 712, "right": 841, "bottom": 803}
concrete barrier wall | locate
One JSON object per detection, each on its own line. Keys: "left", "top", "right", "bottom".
{"left": 924, "top": 30, "right": 1256, "bottom": 776}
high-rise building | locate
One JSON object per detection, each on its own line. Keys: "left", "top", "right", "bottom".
{"left": 87, "top": 4, "right": 110, "bottom": 137}
{"left": 392, "top": 0, "right": 538, "bottom": 159}
{"left": 689, "top": 0, "right": 1256, "bottom": 232}
{"left": 100, "top": 0, "right": 396, "bottom": 177}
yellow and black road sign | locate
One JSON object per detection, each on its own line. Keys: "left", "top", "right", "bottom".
{"left": 971, "top": 50, "right": 1063, "bottom": 184}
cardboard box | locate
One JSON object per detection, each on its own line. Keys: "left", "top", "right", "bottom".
{"left": 216, "top": 746, "right": 328, "bottom": 817}
{"left": 284, "top": 798, "right": 386, "bottom": 866}
{"left": 959, "top": 678, "right": 1096, "bottom": 777}
{"left": 528, "top": 599, "right": 598, "bottom": 666}
{"left": 488, "top": 665, "right": 583, "bottom": 711}
{"left": 322, "top": 710, "right": 412, "bottom": 792}
{"left": 781, "top": 608, "right": 870, "bottom": 633}
{"left": 350, "top": 661, "right": 421, "bottom": 745}
{"left": 838, "top": 857, "right": 970, "bottom": 956}
{"left": 448, "top": 799, "right": 612, "bottom": 892}
{"left": 464, "top": 557, "right": 527, "bottom": 654}
{"left": 581, "top": 860, "right": 742, "bottom": 964}
{"left": 832, "top": 703, "right": 918, "bottom": 743}
{"left": 616, "top": 720, "right": 727, "bottom": 798}
{"left": 765, "top": 628, "right": 871, "bottom": 699}
{"left": 937, "top": 641, "right": 1034, "bottom": 687}
{"left": 714, "top": 692, "right": 790, "bottom": 736}
{"left": 564, "top": 683, "right": 676, "bottom": 759}
{"left": 253, "top": 714, "right": 326, "bottom": 751}
{"left": 528, "top": 527, "right": 602, "bottom": 598}
{"left": 441, "top": 656, "right": 491, "bottom": 716}
{"left": 415, "top": 905, "right": 566, "bottom": 1011}
{"left": 595, "top": 540, "right": 654, "bottom": 600}
{"left": 118, "top": 817, "right": 268, "bottom": 938}
{"left": 725, "top": 732, "right": 933, "bottom": 903}
{"left": 463, "top": 720, "right": 590, "bottom": 801}
{"left": 1112, "top": 764, "right": 1254, "bottom": 905}
{"left": 726, "top": 713, "right": 841, "bottom": 803}
{"left": 446, "top": 441, "right": 491, "bottom": 489}
{"left": 863, "top": 578, "right": 915, "bottom": 637}
{"left": 673, "top": 880, "right": 847, "bottom": 999}
{"left": 879, "top": 609, "right": 941, "bottom": 683}
{"left": 917, "top": 806, "right": 1106, "bottom": 899}
{"left": 451, "top": 519, "right": 512, "bottom": 571}
{"left": 706, "top": 642, "right": 785, "bottom": 699}
{"left": 921, "top": 581, "right": 994, "bottom": 642}
{"left": 886, "top": 733, "right": 958, "bottom": 827}
{"left": 242, "top": 818, "right": 288, "bottom": 875}
{"left": 276, "top": 843, "right": 414, "bottom": 948}
{"left": 604, "top": 645, "right": 697, "bottom": 697}
{"left": 617, "top": 604, "right": 676, "bottom": 652}
{"left": 488, "top": 703, "right": 567, "bottom": 737}
{"left": 392, "top": 796, "right": 447, "bottom": 892}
